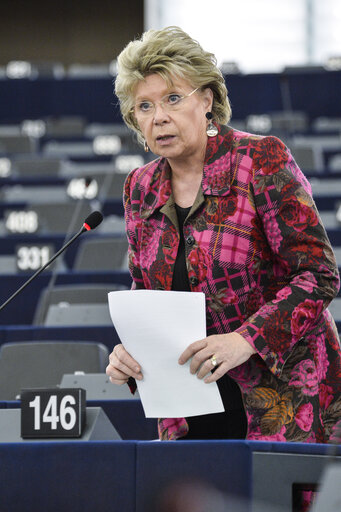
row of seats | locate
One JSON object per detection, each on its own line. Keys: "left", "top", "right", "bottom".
{"left": 1, "top": 122, "right": 341, "bottom": 174}
{"left": 0, "top": 340, "right": 137, "bottom": 401}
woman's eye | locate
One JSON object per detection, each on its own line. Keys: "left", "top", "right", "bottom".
{"left": 167, "top": 94, "right": 181, "bottom": 104}
{"left": 139, "top": 102, "right": 152, "bottom": 112}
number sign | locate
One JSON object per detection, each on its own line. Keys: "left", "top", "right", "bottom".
{"left": 21, "top": 388, "right": 86, "bottom": 438}
{"left": 5, "top": 210, "right": 39, "bottom": 233}
{"left": 16, "top": 244, "right": 54, "bottom": 272}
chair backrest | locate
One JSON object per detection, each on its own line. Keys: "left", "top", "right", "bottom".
{"left": 101, "top": 173, "right": 128, "bottom": 199}
{"left": 11, "top": 157, "right": 63, "bottom": 177}
{"left": 0, "top": 341, "right": 109, "bottom": 400}
{"left": 73, "top": 237, "right": 128, "bottom": 271}
{"left": 45, "top": 303, "right": 112, "bottom": 326}
{"left": 59, "top": 373, "right": 139, "bottom": 400}
{"left": 33, "top": 283, "right": 125, "bottom": 325}
{"left": 290, "top": 144, "right": 324, "bottom": 172}
{"left": 0, "top": 255, "right": 17, "bottom": 274}
{"left": 32, "top": 202, "right": 92, "bottom": 234}
{"left": 327, "top": 298, "right": 341, "bottom": 322}
{"left": 333, "top": 247, "right": 341, "bottom": 267}
{"left": 0, "top": 135, "right": 36, "bottom": 155}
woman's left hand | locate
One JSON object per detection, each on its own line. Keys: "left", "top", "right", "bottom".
{"left": 178, "top": 332, "right": 257, "bottom": 383}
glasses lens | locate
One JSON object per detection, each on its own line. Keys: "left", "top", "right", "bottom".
{"left": 136, "top": 101, "right": 153, "bottom": 114}
{"left": 134, "top": 89, "right": 196, "bottom": 116}
{"left": 163, "top": 93, "right": 182, "bottom": 109}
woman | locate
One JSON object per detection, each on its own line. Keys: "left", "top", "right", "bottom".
{"left": 106, "top": 26, "right": 341, "bottom": 443}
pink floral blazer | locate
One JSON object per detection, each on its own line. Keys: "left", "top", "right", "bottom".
{"left": 124, "top": 124, "right": 341, "bottom": 443}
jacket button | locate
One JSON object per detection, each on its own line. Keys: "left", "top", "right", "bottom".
{"left": 186, "top": 235, "right": 195, "bottom": 246}
{"left": 189, "top": 276, "right": 199, "bottom": 287}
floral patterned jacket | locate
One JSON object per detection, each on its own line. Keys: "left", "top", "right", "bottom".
{"left": 124, "top": 124, "right": 341, "bottom": 443}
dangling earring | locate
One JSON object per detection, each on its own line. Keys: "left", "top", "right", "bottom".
{"left": 144, "top": 140, "right": 149, "bottom": 152}
{"left": 206, "top": 112, "right": 218, "bottom": 137}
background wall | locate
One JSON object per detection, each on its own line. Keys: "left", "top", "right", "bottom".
{"left": 0, "top": 0, "right": 144, "bottom": 66}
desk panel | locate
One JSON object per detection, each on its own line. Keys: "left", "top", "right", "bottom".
{"left": 0, "top": 441, "right": 136, "bottom": 512}
{"left": 136, "top": 440, "right": 252, "bottom": 512}
{"left": 0, "top": 437, "right": 340, "bottom": 512}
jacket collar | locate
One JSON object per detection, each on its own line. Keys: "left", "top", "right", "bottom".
{"left": 140, "top": 124, "right": 233, "bottom": 219}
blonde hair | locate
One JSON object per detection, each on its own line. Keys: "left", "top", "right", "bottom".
{"left": 115, "top": 26, "right": 232, "bottom": 143}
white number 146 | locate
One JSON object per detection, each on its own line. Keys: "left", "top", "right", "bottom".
{"left": 29, "top": 395, "right": 77, "bottom": 430}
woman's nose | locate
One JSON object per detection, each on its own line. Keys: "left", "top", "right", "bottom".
{"left": 153, "top": 103, "right": 170, "bottom": 124}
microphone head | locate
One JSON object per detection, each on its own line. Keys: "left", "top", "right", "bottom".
{"left": 83, "top": 211, "right": 103, "bottom": 231}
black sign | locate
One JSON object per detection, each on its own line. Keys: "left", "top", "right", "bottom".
{"left": 21, "top": 388, "right": 86, "bottom": 438}
{"left": 15, "top": 244, "right": 54, "bottom": 272}
{"left": 5, "top": 210, "right": 39, "bottom": 233}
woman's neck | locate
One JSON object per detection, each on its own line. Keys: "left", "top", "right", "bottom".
{"left": 170, "top": 161, "right": 204, "bottom": 208}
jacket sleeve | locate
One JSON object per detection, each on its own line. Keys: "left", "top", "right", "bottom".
{"left": 124, "top": 170, "right": 145, "bottom": 290}
{"left": 235, "top": 136, "right": 340, "bottom": 377}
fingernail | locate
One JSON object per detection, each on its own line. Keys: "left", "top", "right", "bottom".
{"left": 135, "top": 366, "right": 140, "bottom": 372}
{"left": 136, "top": 373, "right": 143, "bottom": 380}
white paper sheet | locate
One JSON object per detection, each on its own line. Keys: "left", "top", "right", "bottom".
{"left": 108, "top": 290, "right": 224, "bottom": 418}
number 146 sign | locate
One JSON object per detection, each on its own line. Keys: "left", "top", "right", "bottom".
{"left": 21, "top": 388, "right": 86, "bottom": 438}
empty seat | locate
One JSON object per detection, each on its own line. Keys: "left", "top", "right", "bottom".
{"left": 67, "top": 64, "right": 111, "bottom": 79}
{"left": 97, "top": 215, "right": 126, "bottom": 235}
{"left": 10, "top": 156, "right": 63, "bottom": 177}
{"left": 319, "top": 211, "right": 340, "bottom": 230}
{"left": 42, "top": 140, "right": 94, "bottom": 157}
{"left": 328, "top": 298, "right": 341, "bottom": 322}
{"left": 31, "top": 202, "right": 92, "bottom": 234}
{"left": 44, "top": 116, "right": 87, "bottom": 137}
{"left": 0, "top": 135, "right": 37, "bottom": 155}
{"left": 74, "top": 237, "right": 128, "bottom": 271}
{"left": 310, "top": 179, "right": 341, "bottom": 196}
{"left": 0, "top": 341, "right": 109, "bottom": 400}
{"left": 59, "top": 373, "right": 139, "bottom": 400}
{"left": 333, "top": 248, "right": 341, "bottom": 266}
{"left": 292, "top": 134, "right": 341, "bottom": 149}
{"left": 269, "top": 111, "right": 308, "bottom": 133}
{"left": 329, "top": 154, "right": 341, "bottom": 172}
{"left": 0, "top": 184, "right": 68, "bottom": 203}
{"left": 313, "top": 117, "right": 341, "bottom": 132}
{"left": 34, "top": 283, "right": 126, "bottom": 326}
{"left": 290, "top": 144, "right": 324, "bottom": 172}
{"left": 45, "top": 303, "right": 113, "bottom": 326}
{"left": 85, "top": 123, "right": 133, "bottom": 138}
{"left": 91, "top": 172, "right": 128, "bottom": 200}
{"left": 0, "top": 255, "right": 18, "bottom": 274}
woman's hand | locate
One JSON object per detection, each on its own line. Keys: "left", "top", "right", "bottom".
{"left": 178, "top": 332, "right": 256, "bottom": 383}
{"left": 106, "top": 343, "right": 143, "bottom": 385}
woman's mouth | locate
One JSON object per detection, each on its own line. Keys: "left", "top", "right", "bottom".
{"left": 156, "top": 135, "right": 176, "bottom": 145}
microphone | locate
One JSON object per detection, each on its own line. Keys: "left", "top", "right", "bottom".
{"left": 0, "top": 211, "right": 103, "bottom": 313}
{"left": 82, "top": 210, "right": 103, "bottom": 232}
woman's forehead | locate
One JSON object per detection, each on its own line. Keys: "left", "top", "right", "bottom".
{"left": 134, "top": 73, "right": 193, "bottom": 98}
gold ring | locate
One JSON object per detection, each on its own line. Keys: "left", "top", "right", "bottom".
{"left": 211, "top": 355, "right": 218, "bottom": 367}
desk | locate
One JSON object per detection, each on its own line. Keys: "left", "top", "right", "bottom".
{"left": 0, "top": 436, "right": 340, "bottom": 512}
{"left": 1, "top": 400, "right": 158, "bottom": 441}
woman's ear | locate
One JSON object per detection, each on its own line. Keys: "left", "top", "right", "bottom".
{"left": 202, "top": 87, "right": 214, "bottom": 111}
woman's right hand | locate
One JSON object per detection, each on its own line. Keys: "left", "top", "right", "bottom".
{"left": 106, "top": 343, "right": 143, "bottom": 385}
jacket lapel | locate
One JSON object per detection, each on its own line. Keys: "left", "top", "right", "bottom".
{"left": 139, "top": 124, "right": 234, "bottom": 222}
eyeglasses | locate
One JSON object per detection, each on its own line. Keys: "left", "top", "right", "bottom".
{"left": 132, "top": 87, "right": 199, "bottom": 117}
